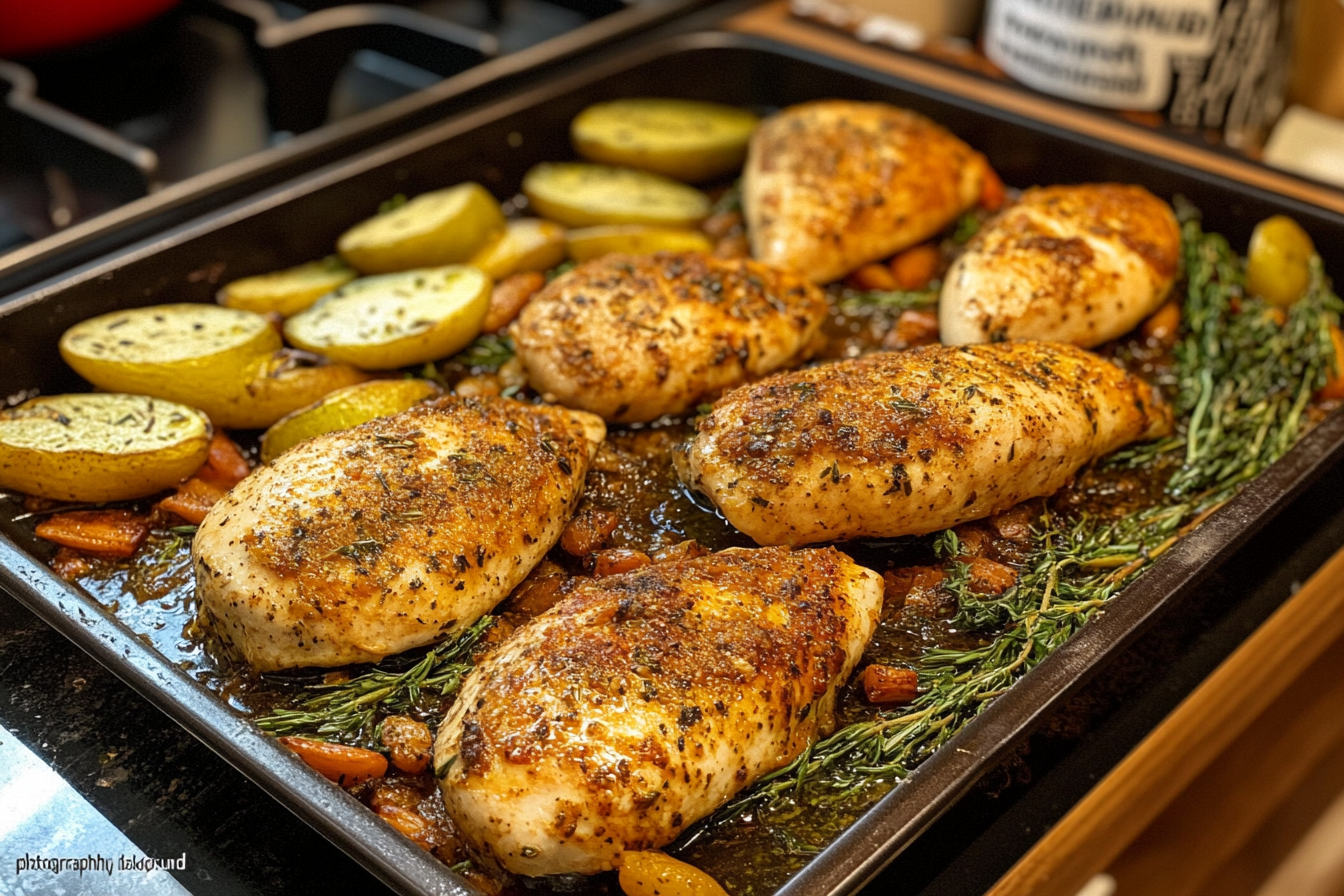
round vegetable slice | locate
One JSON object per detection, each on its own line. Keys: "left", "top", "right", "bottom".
{"left": 0, "top": 393, "right": 212, "bottom": 502}
{"left": 565, "top": 224, "right": 713, "bottom": 262}
{"left": 571, "top": 98, "right": 759, "bottom": 182}
{"left": 60, "top": 303, "right": 281, "bottom": 398}
{"left": 260, "top": 378, "right": 441, "bottom": 463}
{"left": 211, "top": 351, "right": 373, "bottom": 430}
{"left": 1246, "top": 214, "right": 1316, "bottom": 307}
{"left": 284, "top": 266, "right": 492, "bottom": 369}
{"left": 618, "top": 851, "right": 729, "bottom": 896}
{"left": 218, "top": 255, "right": 356, "bottom": 317}
{"left": 337, "top": 183, "right": 506, "bottom": 275}
{"left": 522, "top": 162, "right": 711, "bottom": 228}
{"left": 469, "top": 218, "right": 568, "bottom": 280}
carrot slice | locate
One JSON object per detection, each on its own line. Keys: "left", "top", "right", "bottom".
{"left": 35, "top": 510, "right": 150, "bottom": 558}
{"left": 380, "top": 716, "right": 433, "bottom": 775}
{"left": 863, "top": 665, "right": 920, "bottom": 705}
{"left": 196, "top": 431, "right": 251, "bottom": 489}
{"left": 1319, "top": 325, "right": 1344, "bottom": 401}
{"left": 157, "top": 477, "right": 227, "bottom": 526}
{"left": 279, "top": 736, "right": 387, "bottom": 786}
{"left": 889, "top": 244, "right": 941, "bottom": 291}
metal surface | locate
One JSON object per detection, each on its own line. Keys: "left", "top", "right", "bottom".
{"left": 2, "top": 30, "right": 1344, "bottom": 896}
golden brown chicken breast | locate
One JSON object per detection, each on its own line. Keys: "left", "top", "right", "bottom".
{"left": 434, "top": 545, "right": 882, "bottom": 876}
{"left": 194, "top": 396, "right": 605, "bottom": 671}
{"left": 684, "top": 343, "right": 1171, "bottom": 546}
{"left": 742, "top": 100, "right": 988, "bottom": 284}
{"left": 512, "top": 252, "right": 828, "bottom": 423}
{"left": 939, "top": 184, "right": 1181, "bottom": 347}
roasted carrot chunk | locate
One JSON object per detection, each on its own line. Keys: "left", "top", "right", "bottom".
{"left": 591, "top": 548, "right": 651, "bottom": 577}
{"left": 889, "top": 244, "right": 941, "bottom": 291}
{"left": 863, "top": 665, "right": 920, "bottom": 705}
{"left": 380, "top": 716, "right": 433, "bottom": 775}
{"left": 196, "top": 431, "right": 251, "bottom": 489}
{"left": 882, "top": 308, "right": 940, "bottom": 351}
{"left": 35, "top": 510, "right": 150, "bottom": 558}
{"left": 483, "top": 271, "right": 546, "bottom": 333}
{"left": 560, "top": 508, "right": 620, "bottom": 556}
{"left": 979, "top": 162, "right": 1006, "bottom": 213}
{"left": 967, "top": 557, "right": 1018, "bottom": 594}
{"left": 1320, "top": 326, "right": 1344, "bottom": 401}
{"left": 279, "top": 736, "right": 387, "bottom": 786}
{"left": 847, "top": 262, "right": 898, "bottom": 292}
{"left": 157, "top": 477, "right": 228, "bottom": 525}
{"left": 1141, "top": 301, "right": 1182, "bottom": 345}
{"left": 377, "top": 805, "right": 435, "bottom": 850}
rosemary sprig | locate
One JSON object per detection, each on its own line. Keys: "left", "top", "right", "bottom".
{"left": 450, "top": 334, "right": 515, "bottom": 372}
{"left": 255, "top": 616, "right": 493, "bottom": 748}
{"left": 681, "top": 209, "right": 1342, "bottom": 840}
{"left": 836, "top": 287, "right": 938, "bottom": 316}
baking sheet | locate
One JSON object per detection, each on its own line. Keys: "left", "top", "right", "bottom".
{"left": 3, "top": 30, "right": 1344, "bottom": 896}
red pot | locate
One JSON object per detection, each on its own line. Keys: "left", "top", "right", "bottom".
{"left": 0, "top": 0, "right": 180, "bottom": 58}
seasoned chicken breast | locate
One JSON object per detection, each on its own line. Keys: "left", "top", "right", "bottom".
{"left": 434, "top": 546, "right": 881, "bottom": 876}
{"left": 940, "top": 184, "right": 1181, "bottom": 347}
{"left": 512, "top": 252, "right": 828, "bottom": 423}
{"left": 194, "top": 396, "right": 604, "bottom": 671}
{"left": 742, "top": 100, "right": 988, "bottom": 284}
{"left": 685, "top": 343, "right": 1171, "bottom": 546}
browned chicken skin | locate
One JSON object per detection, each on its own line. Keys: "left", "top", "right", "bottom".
{"left": 742, "top": 100, "right": 987, "bottom": 284}
{"left": 512, "top": 252, "right": 829, "bottom": 423}
{"left": 434, "top": 546, "right": 882, "bottom": 876}
{"left": 940, "top": 184, "right": 1181, "bottom": 347}
{"left": 685, "top": 343, "right": 1172, "bottom": 546}
{"left": 194, "top": 396, "right": 605, "bottom": 671}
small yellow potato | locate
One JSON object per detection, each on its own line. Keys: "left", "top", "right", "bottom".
{"left": 572, "top": 98, "right": 760, "bottom": 182}
{"left": 337, "top": 183, "right": 506, "bottom": 275}
{"left": 284, "top": 266, "right": 492, "bottom": 370}
{"left": 260, "top": 378, "right": 441, "bottom": 463}
{"left": 212, "top": 351, "right": 372, "bottom": 430}
{"left": 217, "top": 255, "right": 356, "bottom": 318}
{"left": 522, "top": 162, "right": 711, "bottom": 228}
{"left": 1246, "top": 214, "right": 1316, "bottom": 307}
{"left": 565, "top": 224, "right": 713, "bottom": 262}
{"left": 469, "top": 218, "right": 568, "bottom": 280}
{"left": 60, "top": 304, "right": 281, "bottom": 400}
{"left": 618, "top": 851, "right": 729, "bottom": 896}
{"left": 0, "top": 393, "right": 212, "bottom": 502}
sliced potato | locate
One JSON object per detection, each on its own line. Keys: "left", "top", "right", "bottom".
{"left": 469, "top": 218, "right": 568, "bottom": 280}
{"left": 210, "top": 351, "right": 373, "bottom": 430}
{"left": 218, "top": 255, "right": 356, "bottom": 318}
{"left": 60, "top": 304, "right": 281, "bottom": 398}
{"left": 571, "top": 98, "right": 759, "bottom": 182}
{"left": 284, "top": 266, "right": 492, "bottom": 370}
{"left": 1246, "top": 214, "right": 1316, "bottom": 307}
{"left": 338, "top": 183, "right": 506, "bottom": 275}
{"left": 0, "top": 393, "right": 211, "bottom": 502}
{"left": 522, "top": 162, "right": 711, "bottom": 228}
{"left": 260, "top": 378, "right": 441, "bottom": 463}
{"left": 566, "top": 224, "right": 713, "bottom": 262}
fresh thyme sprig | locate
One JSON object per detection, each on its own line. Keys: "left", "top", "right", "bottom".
{"left": 255, "top": 616, "right": 493, "bottom": 748}
{"left": 836, "top": 287, "right": 938, "bottom": 316}
{"left": 681, "top": 208, "right": 1342, "bottom": 840}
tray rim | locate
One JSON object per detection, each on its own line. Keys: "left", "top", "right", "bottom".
{"left": 4, "top": 27, "right": 1344, "bottom": 896}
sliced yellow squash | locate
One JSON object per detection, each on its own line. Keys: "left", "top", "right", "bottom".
{"left": 571, "top": 98, "right": 759, "bottom": 182}
{"left": 338, "top": 183, "right": 506, "bottom": 275}
{"left": 284, "top": 266, "right": 492, "bottom": 369}
{"left": 212, "top": 351, "right": 373, "bottom": 430}
{"left": 522, "top": 162, "right": 711, "bottom": 228}
{"left": 260, "top": 378, "right": 441, "bottom": 463}
{"left": 469, "top": 218, "right": 568, "bottom": 280}
{"left": 566, "top": 224, "right": 713, "bottom": 262}
{"left": 0, "top": 393, "right": 212, "bottom": 502}
{"left": 218, "top": 255, "right": 356, "bottom": 318}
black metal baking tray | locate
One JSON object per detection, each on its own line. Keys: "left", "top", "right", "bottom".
{"left": 4, "top": 30, "right": 1344, "bottom": 896}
